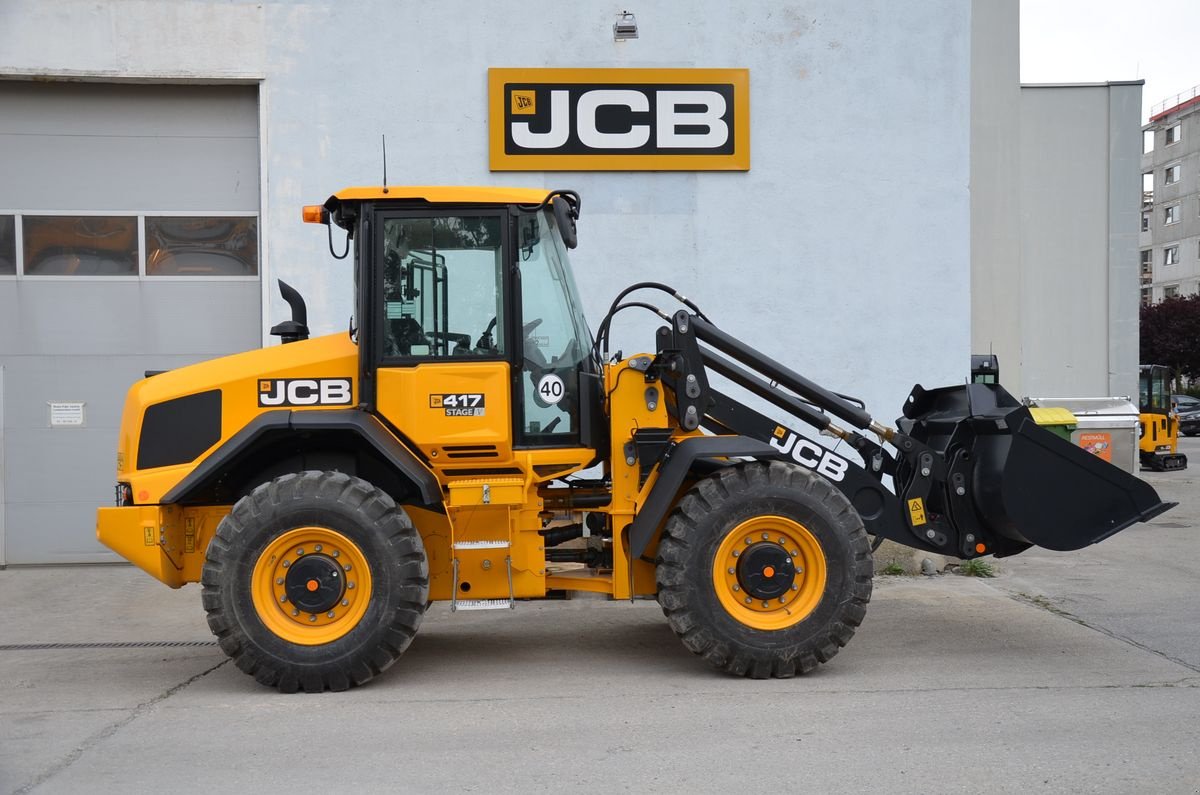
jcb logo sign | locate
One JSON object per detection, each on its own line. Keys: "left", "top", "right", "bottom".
{"left": 489, "top": 68, "right": 750, "bottom": 171}
{"left": 258, "top": 379, "right": 353, "bottom": 407}
{"left": 768, "top": 426, "right": 850, "bottom": 482}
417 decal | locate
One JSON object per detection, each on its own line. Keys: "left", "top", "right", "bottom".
{"left": 430, "top": 393, "right": 486, "bottom": 417}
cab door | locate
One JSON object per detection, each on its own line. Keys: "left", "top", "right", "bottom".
{"left": 373, "top": 210, "right": 515, "bottom": 465}
{"left": 511, "top": 208, "right": 602, "bottom": 454}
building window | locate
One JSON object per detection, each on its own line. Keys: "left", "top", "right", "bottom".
{"left": 1165, "top": 205, "right": 1180, "bottom": 225}
{"left": 0, "top": 216, "right": 14, "bottom": 275}
{"left": 1142, "top": 211, "right": 1151, "bottom": 232}
{"left": 1164, "top": 284, "right": 1180, "bottom": 299}
{"left": 1166, "top": 123, "right": 1182, "bottom": 145}
{"left": 1142, "top": 287, "right": 1153, "bottom": 307}
{"left": 145, "top": 217, "right": 258, "bottom": 276}
{"left": 1141, "top": 249, "right": 1153, "bottom": 271}
{"left": 1144, "top": 129, "right": 1155, "bottom": 153}
{"left": 22, "top": 216, "right": 138, "bottom": 276}
{"left": 1165, "top": 245, "right": 1180, "bottom": 266}
{"left": 1164, "top": 164, "right": 1181, "bottom": 185}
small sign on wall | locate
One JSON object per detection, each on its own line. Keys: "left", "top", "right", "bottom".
{"left": 489, "top": 67, "right": 750, "bottom": 171}
{"left": 48, "top": 402, "right": 86, "bottom": 428}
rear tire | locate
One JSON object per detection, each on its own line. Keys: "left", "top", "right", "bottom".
{"left": 656, "top": 461, "right": 872, "bottom": 678}
{"left": 201, "top": 471, "right": 428, "bottom": 692}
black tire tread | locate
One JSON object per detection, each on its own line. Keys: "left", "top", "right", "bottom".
{"left": 656, "top": 461, "right": 873, "bottom": 679}
{"left": 201, "top": 470, "right": 429, "bottom": 693}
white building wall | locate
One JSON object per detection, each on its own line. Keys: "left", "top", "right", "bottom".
{"left": 1017, "top": 83, "right": 1143, "bottom": 400}
{"left": 2, "top": 0, "right": 973, "bottom": 441}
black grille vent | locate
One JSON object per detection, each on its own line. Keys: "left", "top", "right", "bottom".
{"left": 137, "top": 390, "right": 222, "bottom": 470}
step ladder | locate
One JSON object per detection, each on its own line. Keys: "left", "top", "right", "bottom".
{"left": 446, "top": 477, "right": 522, "bottom": 612}
{"left": 450, "top": 546, "right": 515, "bottom": 611}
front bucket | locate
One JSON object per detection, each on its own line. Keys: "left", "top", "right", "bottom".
{"left": 901, "top": 384, "right": 1174, "bottom": 553}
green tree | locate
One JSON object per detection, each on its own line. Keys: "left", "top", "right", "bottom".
{"left": 1140, "top": 294, "right": 1200, "bottom": 392}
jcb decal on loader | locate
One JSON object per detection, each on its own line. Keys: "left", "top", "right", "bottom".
{"left": 430, "top": 393, "right": 486, "bottom": 417}
{"left": 768, "top": 426, "right": 850, "bottom": 482}
{"left": 258, "top": 378, "right": 353, "bottom": 407}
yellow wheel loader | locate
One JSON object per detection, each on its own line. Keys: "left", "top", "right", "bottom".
{"left": 97, "top": 187, "right": 1174, "bottom": 692}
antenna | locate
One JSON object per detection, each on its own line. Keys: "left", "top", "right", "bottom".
{"left": 381, "top": 134, "right": 389, "bottom": 194}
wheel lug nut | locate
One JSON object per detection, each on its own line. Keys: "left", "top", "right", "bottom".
{"left": 276, "top": 577, "right": 284, "bottom": 585}
{"left": 344, "top": 563, "right": 352, "bottom": 572}
{"left": 292, "top": 609, "right": 299, "bottom": 616}
{"left": 341, "top": 600, "right": 349, "bottom": 607}
{"left": 332, "top": 550, "right": 340, "bottom": 558}
{"left": 744, "top": 597, "right": 752, "bottom": 604}
{"left": 797, "top": 567, "right": 804, "bottom": 574}
{"left": 780, "top": 597, "right": 787, "bottom": 604}
{"left": 281, "top": 560, "right": 290, "bottom": 568}
{"left": 309, "top": 615, "right": 317, "bottom": 622}
{"left": 727, "top": 567, "right": 735, "bottom": 574}
{"left": 790, "top": 550, "right": 799, "bottom": 557}
{"left": 744, "top": 537, "right": 752, "bottom": 545}
{"left": 296, "top": 548, "right": 305, "bottom": 556}
{"left": 733, "top": 584, "right": 740, "bottom": 592}
{"left": 762, "top": 601, "right": 770, "bottom": 608}
{"left": 791, "top": 584, "right": 799, "bottom": 591}
{"left": 280, "top": 595, "right": 288, "bottom": 603}
{"left": 347, "top": 582, "right": 355, "bottom": 589}
{"left": 327, "top": 611, "right": 336, "bottom": 618}
{"left": 761, "top": 533, "right": 769, "bottom": 540}
{"left": 778, "top": 537, "right": 786, "bottom": 544}
{"left": 732, "top": 550, "right": 740, "bottom": 558}
{"left": 314, "top": 544, "right": 323, "bottom": 552}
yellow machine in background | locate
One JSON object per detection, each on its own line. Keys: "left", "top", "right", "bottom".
{"left": 96, "top": 186, "right": 1173, "bottom": 692}
{"left": 1138, "top": 364, "right": 1187, "bottom": 471}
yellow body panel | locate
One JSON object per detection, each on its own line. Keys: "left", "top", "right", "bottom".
{"left": 603, "top": 355, "right": 678, "bottom": 598}
{"left": 1139, "top": 411, "right": 1179, "bottom": 456}
{"left": 117, "top": 333, "right": 359, "bottom": 503}
{"left": 97, "top": 505, "right": 231, "bottom": 588}
{"left": 377, "top": 363, "right": 513, "bottom": 463}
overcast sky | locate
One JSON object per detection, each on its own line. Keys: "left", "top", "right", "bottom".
{"left": 1021, "top": 0, "right": 1200, "bottom": 121}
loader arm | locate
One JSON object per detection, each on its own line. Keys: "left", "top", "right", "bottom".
{"left": 633, "top": 309, "right": 1173, "bottom": 560}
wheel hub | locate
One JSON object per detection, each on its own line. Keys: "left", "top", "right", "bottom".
{"left": 284, "top": 554, "right": 345, "bottom": 614}
{"left": 251, "top": 526, "right": 373, "bottom": 645}
{"left": 736, "top": 542, "right": 796, "bottom": 599}
{"left": 712, "top": 515, "right": 828, "bottom": 630}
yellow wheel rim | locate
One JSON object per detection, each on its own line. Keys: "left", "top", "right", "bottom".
{"left": 711, "top": 515, "right": 827, "bottom": 630}
{"left": 250, "top": 527, "right": 374, "bottom": 646}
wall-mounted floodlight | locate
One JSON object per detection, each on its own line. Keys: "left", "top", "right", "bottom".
{"left": 613, "top": 11, "right": 638, "bottom": 41}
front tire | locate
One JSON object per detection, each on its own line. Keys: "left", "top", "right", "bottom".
{"left": 201, "top": 471, "right": 428, "bottom": 692}
{"left": 656, "top": 461, "right": 872, "bottom": 678}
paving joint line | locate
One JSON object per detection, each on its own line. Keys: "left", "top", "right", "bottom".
{"left": 12, "top": 658, "right": 230, "bottom": 794}
{"left": 1000, "top": 586, "right": 1200, "bottom": 674}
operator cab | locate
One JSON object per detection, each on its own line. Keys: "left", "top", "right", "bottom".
{"left": 307, "top": 187, "right": 602, "bottom": 463}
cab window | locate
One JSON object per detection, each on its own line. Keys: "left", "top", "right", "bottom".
{"left": 517, "top": 209, "right": 591, "bottom": 438}
{"left": 381, "top": 215, "right": 505, "bottom": 358}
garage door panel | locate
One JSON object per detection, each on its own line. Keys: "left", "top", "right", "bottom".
{"left": 5, "top": 502, "right": 119, "bottom": 564}
{"left": 0, "top": 82, "right": 257, "bottom": 141}
{"left": 1, "top": 134, "right": 259, "bottom": 212}
{"left": 0, "top": 81, "right": 261, "bottom": 563}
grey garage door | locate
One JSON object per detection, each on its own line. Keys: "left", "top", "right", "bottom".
{"left": 0, "top": 81, "right": 262, "bottom": 564}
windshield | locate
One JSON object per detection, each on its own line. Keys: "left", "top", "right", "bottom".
{"left": 516, "top": 209, "right": 593, "bottom": 437}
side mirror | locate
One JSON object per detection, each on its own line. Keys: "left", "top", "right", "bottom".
{"left": 551, "top": 195, "right": 578, "bottom": 250}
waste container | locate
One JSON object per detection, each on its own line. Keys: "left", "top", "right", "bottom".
{"left": 1028, "top": 406, "right": 1077, "bottom": 442}
{"left": 1024, "top": 397, "right": 1140, "bottom": 474}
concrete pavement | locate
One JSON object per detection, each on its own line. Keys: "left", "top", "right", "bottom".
{"left": 2, "top": 444, "right": 1198, "bottom": 793}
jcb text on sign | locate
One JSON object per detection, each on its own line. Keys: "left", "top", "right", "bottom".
{"left": 489, "top": 68, "right": 750, "bottom": 171}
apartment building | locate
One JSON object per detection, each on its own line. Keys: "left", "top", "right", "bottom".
{"left": 1141, "top": 86, "right": 1200, "bottom": 304}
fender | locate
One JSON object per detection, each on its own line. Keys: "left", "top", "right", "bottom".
{"left": 161, "top": 409, "right": 441, "bottom": 507}
{"left": 627, "top": 435, "right": 781, "bottom": 560}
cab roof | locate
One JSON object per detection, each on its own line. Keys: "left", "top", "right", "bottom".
{"left": 328, "top": 186, "right": 552, "bottom": 205}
